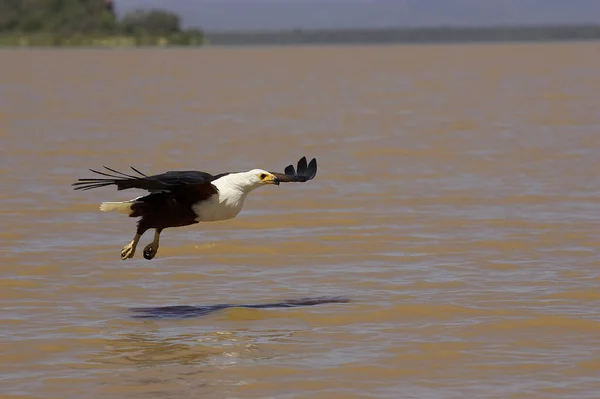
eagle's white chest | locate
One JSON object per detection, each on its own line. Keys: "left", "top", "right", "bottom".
{"left": 191, "top": 178, "right": 249, "bottom": 222}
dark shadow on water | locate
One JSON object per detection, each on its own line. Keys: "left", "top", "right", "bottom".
{"left": 129, "top": 296, "right": 350, "bottom": 319}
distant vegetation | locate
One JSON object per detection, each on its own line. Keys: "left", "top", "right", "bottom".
{"left": 206, "top": 25, "right": 600, "bottom": 46}
{"left": 1, "top": 1, "right": 599, "bottom": 47}
{"left": 0, "top": 0, "right": 204, "bottom": 47}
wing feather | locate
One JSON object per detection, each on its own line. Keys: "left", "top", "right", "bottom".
{"left": 271, "top": 157, "right": 317, "bottom": 183}
{"left": 72, "top": 167, "right": 216, "bottom": 193}
{"left": 73, "top": 156, "right": 318, "bottom": 193}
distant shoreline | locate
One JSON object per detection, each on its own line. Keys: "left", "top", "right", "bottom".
{"left": 205, "top": 24, "right": 600, "bottom": 46}
{"left": 0, "top": 33, "right": 205, "bottom": 48}
{"left": 1, "top": 25, "right": 599, "bottom": 48}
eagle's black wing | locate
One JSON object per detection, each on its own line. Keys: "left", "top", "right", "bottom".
{"left": 271, "top": 157, "right": 317, "bottom": 183}
{"left": 72, "top": 166, "right": 217, "bottom": 193}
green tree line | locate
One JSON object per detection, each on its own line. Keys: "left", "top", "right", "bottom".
{"left": 0, "top": 0, "right": 204, "bottom": 46}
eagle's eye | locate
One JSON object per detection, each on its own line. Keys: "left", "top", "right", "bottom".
{"left": 259, "top": 173, "right": 267, "bottom": 179}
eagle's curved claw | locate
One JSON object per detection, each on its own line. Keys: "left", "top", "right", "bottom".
{"left": 143, "top": 242, "right": 158, "bottom": 260}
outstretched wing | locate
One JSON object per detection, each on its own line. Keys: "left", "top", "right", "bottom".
{"left": 271, "top": 157, "right": 317, "bottom": 183}
{"left": 72, "top": 166, "right": 216, "bottom": 193}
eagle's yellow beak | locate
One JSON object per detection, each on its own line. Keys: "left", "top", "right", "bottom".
{"left": 263, "top": 174, "right": 280, "bottom": 185}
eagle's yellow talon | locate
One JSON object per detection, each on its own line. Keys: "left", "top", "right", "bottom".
{"left": 120, "top": 234, "right": 141, "bottom": 260}
{"left": 121, "top": 244, "right": 135, "bottom": 260}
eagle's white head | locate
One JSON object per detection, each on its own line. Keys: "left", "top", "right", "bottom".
{"left": 237, "top": 169, "right": 280, "bottom": 191}
{"left": 246, "top": 169, "right": 280, "bottom": 187}
{"left": 214, "top": 169, "right": 280, "bottom": 194}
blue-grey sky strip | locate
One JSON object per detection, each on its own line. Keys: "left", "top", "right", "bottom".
{"left": 115, "top": 0, "right": 600, "bottom": 31}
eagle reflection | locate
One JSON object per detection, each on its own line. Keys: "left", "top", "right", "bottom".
{"left": 130, "top": 296, "right": 349, "bottom": 319}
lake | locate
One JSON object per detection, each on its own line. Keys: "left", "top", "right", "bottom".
{"left": 2, "top": 42, "right": 599, "bottom": 399}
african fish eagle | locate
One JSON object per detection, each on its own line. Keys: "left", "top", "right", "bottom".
{"left": 72, "top": 157, "right": 317, "bottom": 260}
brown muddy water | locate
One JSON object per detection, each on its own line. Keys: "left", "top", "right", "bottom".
{"left": 1, "top": 42, "right": 600, "bottom": 399}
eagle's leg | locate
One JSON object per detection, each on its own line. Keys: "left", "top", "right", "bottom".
{"left": 121, "top": 233, "right": 141, "bottom": 260}
{"left": 143, "top": 228, "right": 163, "bottom": 260}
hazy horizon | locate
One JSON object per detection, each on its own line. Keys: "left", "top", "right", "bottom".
{"left": 115, "top": 0, "right": 600, "bottom": 31}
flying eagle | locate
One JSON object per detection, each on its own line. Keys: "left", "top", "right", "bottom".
{"left": 72, "top": 157, "right": 317, "bottom": 260}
